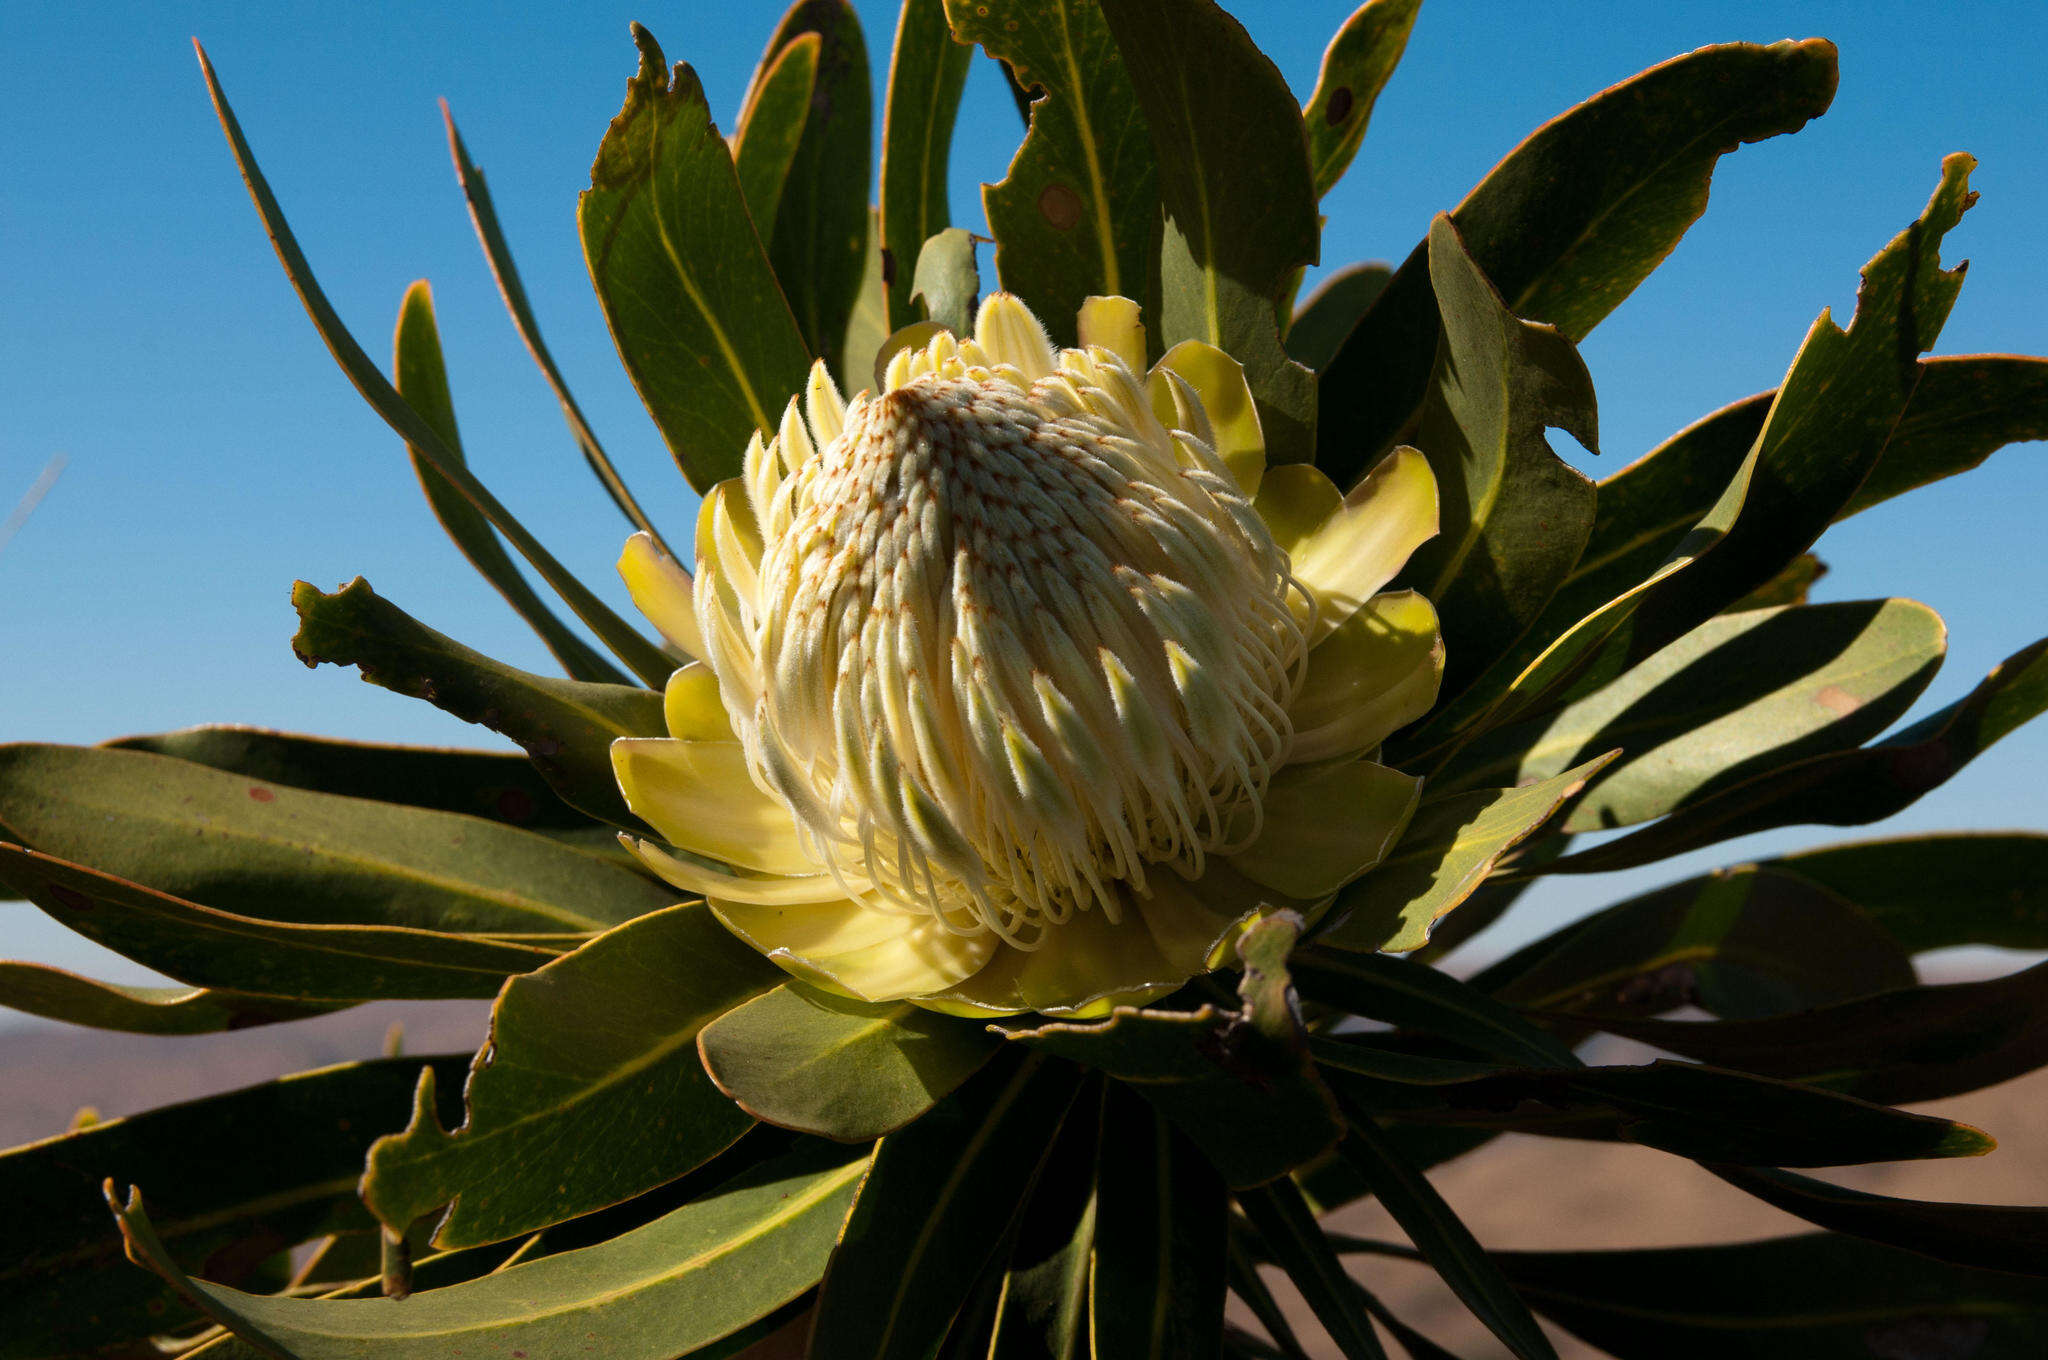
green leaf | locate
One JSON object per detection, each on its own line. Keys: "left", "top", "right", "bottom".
{"left": 1462, "top": 1234, "right": 2048, "bottom": 1359}
{"left": 1285, "top": 262, "right": 1390, "bottom": 372}
{"left": 1572, "top": 958, "right": 2048, "bottom": 1108}
{"left": 1449, "top": 598, "right": 1948, "bottom": 831}
{"left": 732, "top": 32, "right": 820, "bottom": 244}
{"left": 1291, "top": 948, "right": 1579, "bottom": 1068}
{"left": 1482, "top": 865, "right": 1915, "bottom": 1021}
{"left": 1773, "top": 832, "right": 2048, "bottom": 954}
{"left": 290, "top": 576, "right": 665, "bottom": 830}
{"left": 442, "top": 107, "right": 673, "bottom": 554}
{"left": 1728, "top": 551, "right": 1825, "bottom": 610}
{"left": 1318, "top": 40, "right": 1837, "bottom": 485}
{"left": 393, "top": 280, "right": 626, "bottom": 686}
{"left": 1237, "top": 1176, "right": 1388, "bottom": 1360}
{"left": 1099, "top": 0, "right": 1319, "bottom": 463}
{"left": 1226, "top": 1233, "right": 1316, "bottom": 1360}
{"left": 0, "top": 844, "right": 559, "bottom": 1000}
{"left": 1544, "top": 634, "right": 2048, "bottom": 876}
{"left": 1090, "top": 1082, "right": 1226, "bottom": 1360}
{"left": 911, "top": 226, "right": 981, "bottom": 334}
{"left": 1302, "top": 0, "right": 1420, "bottom": 200}
{"left": 1845, "top": 353, "right": 2048, "bottom": 515}
{"left": 1397, "top": 215, "right": 1597, "bottom": 723}
{"left": 843, "top": 205, "right": 891, "bottom": 389}
{"left": 0, "top": 1054, "right": 462, "bottom": 1360}
{"left": 0, "top": 743, "right": 666, "bottom": 934}
{"left": 697, "top": 980, "right": 998, "bottom": 1142}
{"left": 986, "top": 1085, "right": 1100, "bottom": 1359}
{"left": 109, "top": 1141, "right": 869, "bottom": 1360}
{"left": 1320, "top": 753, "right": 1616, "bottom": 953}
{"left": 363, "top": 905, "right": 778, "bottom": 1248}
{"left": 1016, "top": 913, "right": 1344, "bottom": 1189}
{"left": 0, "top": 961, "right": 341, "bottom": 1033}
{"left": 881, "top": 0, "right": 973, "bottom": 331}
{"left": 107, "top": 725, "right": 586, "bottom": 831}
{"left": 193, "top": 43, "right": 673, "bottom": 688}
{"left": 1328, "top": 1108, "right": 1555, "bottom": 1360}
{"left": 580, "top": 25, "right": 816, "bottom": 490}
{"left": 809, "top": 1052, "right": 1084, "bottom": 1360}
{"left": 1706, "top": 1164, "right": 2048, "bottom": 1278}
{"left": 945, "top": 0, "right": 1158, "bottom": 351}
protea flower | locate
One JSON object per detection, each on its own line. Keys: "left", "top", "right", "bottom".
{"left": 611, "top": 293, "right": 1443, "bottom": 1015}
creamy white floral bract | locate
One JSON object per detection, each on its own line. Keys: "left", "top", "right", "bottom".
{"left": 611, "top": 294, "right": 1444, "bottom": 1016}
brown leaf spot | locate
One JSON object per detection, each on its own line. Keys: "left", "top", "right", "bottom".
{"left": 248, "top": 784, "right": 276, "bottom": 802}
{"left": 1815, "top": 684, "right": 1862, "bottom": 718}
{"left": 1038, "top": 183, "right": 1083, "bottom": 231}
{"left": 1324, "top": 87, "right": 1355, "bottom": 126}
{"left": 48, "top": 883, "right": 93, "bottom": 913}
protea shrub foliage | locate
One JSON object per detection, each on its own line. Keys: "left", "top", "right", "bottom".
{"left": 7, "top": 1, "right": 2048, "bottom": 1356}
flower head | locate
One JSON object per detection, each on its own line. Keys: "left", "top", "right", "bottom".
{"left": 615, "top": 294, "right": 1443, "bottom": 1015}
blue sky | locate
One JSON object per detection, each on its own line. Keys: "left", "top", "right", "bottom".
{"left": 4, "top": 2, "right": 2045, "bottom": 987}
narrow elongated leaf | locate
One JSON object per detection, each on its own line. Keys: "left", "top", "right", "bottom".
{"left": 1449, "top": 599, "right": 1947, "bottom": 830}
{"left": 0, "top": 1055, "right": 462, "bottom": 1360}
{"left": 732, "top": 32, "right": 820, "bottom": 243}
{"left": 1286, "top": 262, "right": 1390, "bottom": 371}
{"left": 987, "top": 1086, "right": 1099, "bottom": 1359}
{"left": 843, "top": 204, "right": 890, "bottom": 387}
{"left": 394, "top": 281, "right": 625, "bottom": 685}
{"left": 194, "top": 43, "right": 672, "bottom": 687}
{"left": 1322, "top": 754, "right": 1616, "bottom": 953}
{"left": 0, "top": 743, "right": 667, "bottom": 933}
{"left": 809, "top": 1052, "right": 1084, "bottom": 1360}
{"left": 1100, "top": 0, "right": 1319, "bottom": 462}
{"left": 1546, "top": 635, "right": 2048, "bottom": 875}
{"left": 1707, "top": 1164, "right": 2048, "bottom": 1278}
{"left": 1482, "top": 865, "right": 1915, "bottom": 1021}
{"left": 581, "top": 25, "right": 815, "bottom": 489}
{"left": 1318, "top": 40, "right": 1837, "bottom": 483}
{"left": 1397, "top": 216, "right": 1597, "bottom": 719}
{"left": 1292, "top": 949, "right": 1579, "bottom": 1068}
{"left": 881, "top": 0, "right": 972, "bottom": 330}
{"left": 1774, "top": 831, "right": 2048, "bottom": 953}
{"left": 111, "top": 1141, "right": 868, "bottom": 1360}
{"left": 1303, "top": 0, "right": 1420, "bottom": 200}
{"left": 291, "top": 576, "right": 665, "bottom": 829}
{"left": 1017, "top": 915, "right": 1343, "bottom": 1189}
{"left": 106, "top": 725, "right": 587, "bottom": 833}
{"left": 442, "top": 107, "right": 672, "bottom": 552}
{"left": 1227, "top": 1235, "right": 1316, "bottom": 1360}
{"left": 912, "top": 225, "right": 980, "bottom": 334}
{"left": 698, "top": 980, "right": 997, "bottom": 1142}
{"left": 0, "top": 961, "right": 340, "bottom": 1033}
{"left": 364, "top": 906, "right": 779, "bottom": 1248}
{"left": 1846, "top": 352, "right": 2048, "bottom": 515}
{"left": 1330, "top": 1105, "right": 1555, "bottom": 1360}
{"left": 1091, "top": 1083, "right": 1226, "bottom": 1360}
{"left": 1238, "top": 1177, "right": 1388, "bottom": 1360}
{"left": 945, "top": 0, "right": 1158, "bottom": 348}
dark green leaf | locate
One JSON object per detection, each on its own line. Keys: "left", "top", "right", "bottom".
{"left": 1016, "top": 914, "right": 1343, "bottom": 1189}
{"left": 110, "top": 1141, "right": 868, "bottom": 1360}
{"left": 698, "top": 980, "right": 997, "bottom": 1142}
{"left": 290, "top": 576, "right": 665, "bottom": 830}
{"left": 1286, "top": 262, "right": 1390, "bottom": 372}
{"left": 1292, "top": 949, "right": 1579, "bottom": 1068}
{"left": 1100, "top": 0, "right": 1319, "bottom": 462}
{"left": 106, "top": 725, "right": 588, "bottom": 834}
{"left": 0, "top": 844, "right": 559, "bottom": 1000}
{"left": 1303, "top": 0, "right": 1420, "bottom": 200}
{"left": 1395, "top": 215, "right": 1597, "bottom": 724}
{"left": 754, "top": 2, "right": 872, "bottom": 378}
{"left": 1237, "top": 1176, "right": 1388, "bottom": 1360}
{"left": 1321, "top": 754, "right": 1615, "bottom": 954}
{"left": 1227, "top": 1231, "right": 1316, "bottom": 1360}
{"left": 809, "top": 1051, "right": 1084, "bottom": 1360}
{"left": 1773, "top": 832, "right": 2048, "bottom": 954}
{"left": 946, "top": 0, "right": 1157, "bottom": 352}
{"left": 442, "top": 107, "right": 672, "bottom": 554}
{"left": 0, "top": 742, "right": 667, "bottom": 934}
{"left": 580, "top": 25, "right": 816, "bottom": 490}
{"left": 911, "top": 226, "right": 980, "bottom": 334}
{"left": 195, "top": 43, "right": 673, "bottom": 687}
{"left": 0, "top": 1054, "right": 462, "bottom": 1360}
{"left": 1318, "top": 40, "right": 1837, "bottom": 485}
{"left": 987, "top": 1085, "right": 1099, "bottom": 1359}
{"left": 1728, "top": 551, "right": 1825, "bottom": 610}
{"left": 1706, "top": 1164, "right": 2048, "bottom": 1278}
{"left": 363, "top": 905, "right": 778, "bottom": 1248}
{"left": 881, "top": 0, "right": 973, "bottom": 331}
{"left": 1091, "top": 1082, "right": 1226, "bottom": 1360}
{"left": 1544, "top": 634, "right": 2048, "bottom": 875}
{"left": 1329, "top": 1105, "right": 1554, "bottom": 1360}
{"left": 1845, "top": 352, "right": 2048, "bottom": 515}
{"left": 0, "top": 961, "right": 341, "bottom": 1034}
{"left": 393, "top": 281, "right": 626, "bottom": 685}
{"left": 732, "top": 32, "right": 820, "bottom": 244}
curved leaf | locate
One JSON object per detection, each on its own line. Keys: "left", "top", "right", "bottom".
{"left": 1286, "top": 262, "right": 1390, "bottom": 371}
{"left": 1090, "top": 1082, "right": 1226, "bottom": 1360}
{"left": 1292, "top": 948, "right": 1579, "bottom": 1068}
{"left": 880, "top": 0, "right": 973, "bottom": 330}
{"left": 911, "top": 225, "right": 980, "bottom": 334}
{"left": 1237, "top": 1176, "right": 1388, "bottom": 1360}
{"left": 1303, "top": 0, "right": 1420, "bottom": 200}
{"left": 1774, "top": 831, "right": 2048, "bottom": 954}
{"left": 0, "top": 961, "right": 341, "bottom": 1034}
{"left": 732, "top": 32, "right": 820, "bottom": 244}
